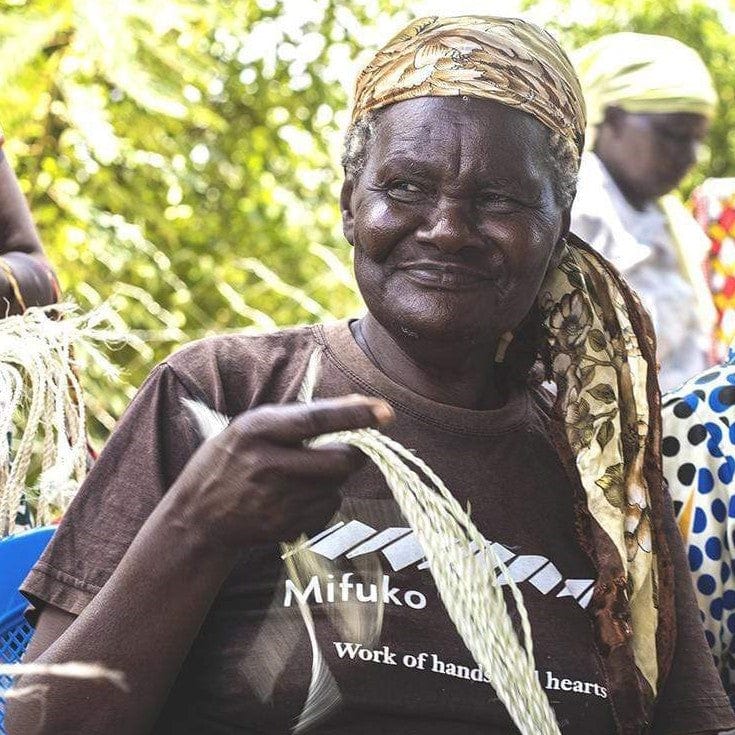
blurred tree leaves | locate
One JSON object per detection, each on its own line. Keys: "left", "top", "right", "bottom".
{"left": 0, "top": 0, "right": 401, "bottom": 445}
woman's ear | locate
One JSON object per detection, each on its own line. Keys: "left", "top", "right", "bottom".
{"left": 340, "top": 176, "right": 355, "bottom": 246}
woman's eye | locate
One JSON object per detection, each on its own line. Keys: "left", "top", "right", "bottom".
{"left": 477, "top": 192, "right": 514, "bottom": 209}
{"left": 387, "top": 182, "right": 423, "bottom": 201}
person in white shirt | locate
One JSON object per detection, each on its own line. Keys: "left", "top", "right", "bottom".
{"left": 571, "top": 33, "right": 717, "bottom": 392}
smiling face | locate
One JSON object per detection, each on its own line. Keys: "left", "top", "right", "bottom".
{"left": 341, "top": 96, "right": 570, "bottom": 347}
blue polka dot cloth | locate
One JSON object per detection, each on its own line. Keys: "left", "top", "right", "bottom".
{"left": 663, "top": 351, "right": 735, "bottom": 706}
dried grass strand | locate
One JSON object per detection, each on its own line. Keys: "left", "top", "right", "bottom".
{"left": 0, "top": 662, "right": 128, "bottom": 692}
{"left": 184, "top": 347, "right": 559, "bottom": 734}
{"left": 0, "top": 303, "right": 124, "bottom": 536}
{"left": 294, "top": 349, "right": 560, "bottom": 735}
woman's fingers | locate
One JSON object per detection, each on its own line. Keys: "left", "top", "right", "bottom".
{"left": 245, "top": 443, "right": 365, "bottom": 484}
{"left": 176, "top": 397, "right": 391, "bottom": 547}
{"left": 230, "top": 395, "right": 394, "bottom": 444}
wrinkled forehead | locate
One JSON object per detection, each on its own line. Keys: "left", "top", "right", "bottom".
{"left": 354, "top": 98, "right": 564, "bottom": 206}
{"left": 367, "top": 97, "right": 554, "bottom": 171}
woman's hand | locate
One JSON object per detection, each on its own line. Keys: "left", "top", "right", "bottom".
{"left": 169, "top": 395, "right": 394, "bottom": 549}
{"left": 5, "top": 394, "right": 394, "bottom": 735}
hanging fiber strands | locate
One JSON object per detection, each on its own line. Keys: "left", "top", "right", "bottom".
{"left": 185, "top": 348, "right": 560, "bottom": 735}
{"left": 0, "top": 662, "right": 128, "bottom": 693}
{"left": 0, "top": 303, "right": 123, "bottom": 536}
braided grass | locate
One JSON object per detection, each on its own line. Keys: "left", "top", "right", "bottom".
{"left": 291, "top": 349, "right": 560, "bottom": 735}
{"left": 188, "top": 347, "right": 560, "bottom": 734}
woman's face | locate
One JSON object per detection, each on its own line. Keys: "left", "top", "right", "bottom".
{"left": 342, "top": 96, "right": 570, "bottom": 346}
{"left": 596, "top": 110, "right": 709, "bottom": 206}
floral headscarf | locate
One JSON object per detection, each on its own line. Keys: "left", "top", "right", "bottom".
{"left": 353, "top": 15, "right": 586, "bottom": 154}
{"left": 353, "top": 16, "right": 673, "bottom": 731}
{"left": 541, "top": 237, "right": 671, "bottom": 729}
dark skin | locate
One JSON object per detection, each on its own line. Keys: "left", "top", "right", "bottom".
{"left": 6, "top": 397, "right": 394, "bottom": 734}
{"left": 343, "top": 97, "right": 569, "bottom": 410}
{"left": 6, "top": 97, "right": 726, "bottom": 734}
{"left": 593, "top": 107, "right": 710, "bottom": 211}
{"left": 0, "top": 150, "right": 57, "bottom": 314}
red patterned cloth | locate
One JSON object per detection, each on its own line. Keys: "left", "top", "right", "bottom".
{"left": 691, "top": 179, "right": 735, "bottom": 362}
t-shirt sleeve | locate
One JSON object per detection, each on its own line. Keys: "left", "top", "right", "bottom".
{"left": 652, "top": 489, "right": 735, "bottom": 734}
{"left": 20, "top": 363, "right": 201, "bottom": 623}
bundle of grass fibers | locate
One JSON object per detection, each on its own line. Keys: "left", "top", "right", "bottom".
{"left": 0, "top": 303, "right": 121, "bottom": 537}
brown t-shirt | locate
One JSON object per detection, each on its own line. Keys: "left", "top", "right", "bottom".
{"left": 21, "top": 321, "right": 735, "bottom": 734}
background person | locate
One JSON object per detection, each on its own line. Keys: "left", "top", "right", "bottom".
{"left": 571, "top": 33, "right": 717, "bottom": 392}
{"left": 7, "top": 16, "right": 734, "bottom": 735}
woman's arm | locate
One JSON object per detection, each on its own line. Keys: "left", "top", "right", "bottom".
{"left": 0, "top": 150, "right": 58, "bottom": 314}
{"left": 5, "top": 396, "right": 391, "bottom": 735}
{"left": 7, "top": 499, "right": 240, "bottom": 734}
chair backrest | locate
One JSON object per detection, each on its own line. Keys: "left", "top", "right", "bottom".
{"left": 0, "top": 526, "right": 55, "bottom": 735}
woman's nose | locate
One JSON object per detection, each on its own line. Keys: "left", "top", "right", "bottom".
{"left": 416, "top": 198, "right": 478, "bottom": 253}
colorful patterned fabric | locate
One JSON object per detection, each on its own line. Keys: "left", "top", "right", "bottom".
{"left": 662, "top": 351, "right": 735, "bottom": 705}
{"left": 573, "top": 32, "right": 717, "bottom": 131}
{"left": 352, "top": 15, "right": 586, "bottom": 153}
{"left": 540, "top": 236, "right": 666, "bottom": 703}
{"left": 691, "top": 179, "right": 735, "bottom": 363}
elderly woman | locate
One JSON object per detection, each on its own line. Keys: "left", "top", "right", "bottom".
{"left": 7, "top": 16, "right": 734, "bottom": 735}
{"left": 571, "top": 34, "right": 717, "bottom": 392}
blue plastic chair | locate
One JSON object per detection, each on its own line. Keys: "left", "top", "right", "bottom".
{"left": 0, "top": 527, "right": 55, "bottom": 734}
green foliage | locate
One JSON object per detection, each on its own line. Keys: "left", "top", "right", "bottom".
{"left": 0, "top": 0, "right": 400, "bottom": 446}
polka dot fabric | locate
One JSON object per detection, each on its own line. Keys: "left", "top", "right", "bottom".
{"left": 663, "top": 354, "right": 735, "bottom": 705}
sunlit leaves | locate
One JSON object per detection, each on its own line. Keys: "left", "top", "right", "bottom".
{"left": 0, "top": 0, "right": 395, "bottom": 446}
{"left": 526, "top": 0, "right": 735, "bottom": 193}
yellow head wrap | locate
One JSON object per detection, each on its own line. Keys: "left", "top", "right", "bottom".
{"left": 352, "top": 15, "right": 587, "bottom": 154}
{"left": 574, "top": 32, "right": 717, "bottom": 128}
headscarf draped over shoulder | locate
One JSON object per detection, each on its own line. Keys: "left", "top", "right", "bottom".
{"left": 574, "top": 32, "right": 717, "bottom": 128}
{"left": 352, "top": 15, "right": 587, "bottom": 154}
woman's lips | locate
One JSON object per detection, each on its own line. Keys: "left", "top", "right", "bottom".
{"left": 395, "top": 261, "right": 496, "bottom": 290}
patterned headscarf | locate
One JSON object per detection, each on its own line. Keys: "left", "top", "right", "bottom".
{"left": 540, "top": 238, "right": 670, "bottom": 728}
{"left": 352, "top": 15, "right": 586, "bottom": 154}
{"left": 352, "top": 16, "right": 672, "bottom": 731}
{"left": 575, "top": 32, "right": 717, "bottom": 129}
